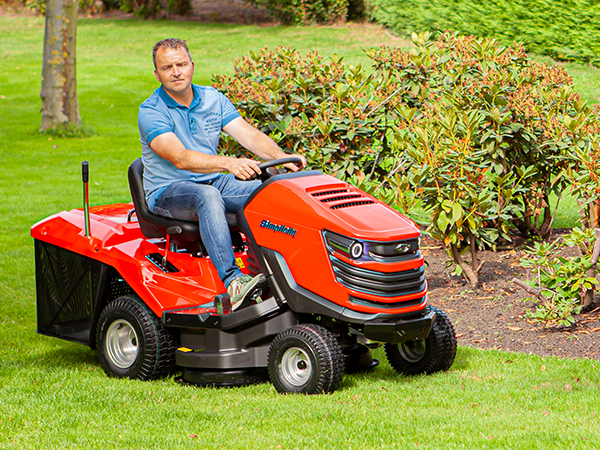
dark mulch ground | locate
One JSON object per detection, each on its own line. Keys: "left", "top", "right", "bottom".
{"left": 424, "top": 233, "right": 600, "bottom": 361}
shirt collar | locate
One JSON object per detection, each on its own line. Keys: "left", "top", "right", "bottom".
{"left": 158, "top": 84, "right": 202, "bottom": 109}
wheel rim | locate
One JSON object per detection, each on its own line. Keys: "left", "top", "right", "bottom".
{"left": 398, "top": 340, "right": 426, "bottom": 363}
{"left": 105, "top": 319, "right": 139, "bottom": 369}
{"left": 280, "top": 347, "right": 312, "bottom": 387}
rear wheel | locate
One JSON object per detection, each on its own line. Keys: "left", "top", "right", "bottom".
{"left": 97, "top": 295, "right": 176, "bottom": 380}
{"left": 385, "top": 306, "right": 456, "bottom": 375}
{"left": 268, "top": 324, "right": 345, "bottom": 394}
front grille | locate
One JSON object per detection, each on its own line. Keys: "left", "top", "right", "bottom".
{"left": 330, "top": 255, "right": 426, "bottom": 297}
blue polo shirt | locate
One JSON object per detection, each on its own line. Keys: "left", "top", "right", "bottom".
{"left": 138, "top": 84, "right": 240, "bottom": 211}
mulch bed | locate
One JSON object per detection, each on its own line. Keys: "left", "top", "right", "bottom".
{"left": 424, "top": 233, "right": 600, "bottom": 361}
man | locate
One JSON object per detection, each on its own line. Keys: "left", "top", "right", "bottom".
{"left": 138, "top": 38, "right": 305, "bottom": 310}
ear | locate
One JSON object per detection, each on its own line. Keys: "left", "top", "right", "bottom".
{"left": 154, "top": 69, "right": 161, "bottom": 84}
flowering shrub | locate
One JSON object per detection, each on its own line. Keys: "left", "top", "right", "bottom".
{"left": 213, "top": 33, "right": 600, "bottom": 288}
{"left": 561, "top": 118, "right": 600, "bottom": 228}
{"left": 213, "top": 47, "right": 396, "bottom": 182}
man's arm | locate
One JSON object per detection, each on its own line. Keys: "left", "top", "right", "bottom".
{"left": 149, "top": 117, "right": 306, "bottom": 180}
{"left": 223, "top": 117, "right": 306, "bottom": 172}
{"left": 149, "top": 131, "right": 263, "bottom": 181}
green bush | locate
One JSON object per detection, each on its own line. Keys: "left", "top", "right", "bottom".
{"left": 213, "top": 47, "right": 392, "bottom": 182}
{"left": 246, "top": 0, "right": 348, "bottom": 25}
{"left": 22, "top": 0, "right": 119, "bottom": 14}
{"left": 119, "top": 0, "right": 160, "bottom": 18}
{"left": 213, "top": 34, "right": 600, "bottom": 287}
{"left": 370, "top": 0, "right": 600, "bottom": 66}
{"left": 519, "top": 228, "right": 597, "bottom": 327}
{"left": 166, "top": 0, "right": 190, "bottom": 15}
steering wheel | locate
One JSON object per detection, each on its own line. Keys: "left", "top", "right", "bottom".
{"left": 256, "top": 156, "right": 304, "bottom": 182}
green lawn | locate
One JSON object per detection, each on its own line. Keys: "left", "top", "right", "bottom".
{"left": 2, "top": 15, "right": 600, "bottom": 448}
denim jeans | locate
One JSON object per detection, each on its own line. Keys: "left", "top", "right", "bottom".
{"left": 154, "top": 173, "right": 261, "bottom": 288}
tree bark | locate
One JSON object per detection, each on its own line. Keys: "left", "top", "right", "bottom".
{"left": 40, "top": 0, "right": 80, "bottom": 131}
{"left": 583, "top": 229, "right": 600, "bottom": 309}
{"left": 450, "top": 243, "right": 481, "bottom": 289}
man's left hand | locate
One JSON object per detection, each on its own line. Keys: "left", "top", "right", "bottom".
{"left": 284, "top": 154, "right": 307, "bottom": 172}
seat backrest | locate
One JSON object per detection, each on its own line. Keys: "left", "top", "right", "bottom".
{"left": 128, "top": 158, "right": 202, "bottom": 242}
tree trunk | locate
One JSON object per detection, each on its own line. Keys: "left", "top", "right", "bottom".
{"left": 40, "top": 0, "right": 80, "bottom": 131}
{"left": 450, "top": 243, "right": 481, "bottom": 289}
{"left": 583, "top": 229, "right": 600, "bottom": 309}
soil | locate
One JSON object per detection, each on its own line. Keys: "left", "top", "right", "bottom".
{"left": 423, "top": 232, "right": 600, "bottom": 361}
{"left": 5, "top": 0, "right": 599, "bottom": 361}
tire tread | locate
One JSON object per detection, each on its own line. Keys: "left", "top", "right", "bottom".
{"left": 268, "top": 323, "right": 345, "bottom": 394}
{"left": 97, "top": 295, "right": 176, "bottom": 380}
{"left": 384, "top": 305, "right": 457, "bottom": 376}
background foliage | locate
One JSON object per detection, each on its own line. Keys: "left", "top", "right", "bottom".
{"left": 370, "top": 0, "right": 600, "bottom": 67}
{"left": 15, "top": 0, "right": 365, "bottom": 20}
{"left": 245, "top": 0, "right": 348, "bottom": 25}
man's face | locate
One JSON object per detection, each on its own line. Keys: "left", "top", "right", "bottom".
{"left": 154, "top": 46, "right": 195, "bottom": 98}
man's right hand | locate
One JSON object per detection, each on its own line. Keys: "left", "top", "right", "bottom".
{"left": 226, "top": 157, "right": 261, "bottom": 180}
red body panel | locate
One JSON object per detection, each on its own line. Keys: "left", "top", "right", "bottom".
{"left": 31, "top": 204, "right": 244, "bottom": 317}
{"left": 31, "top": 173, "right": 427, "bottom": 319}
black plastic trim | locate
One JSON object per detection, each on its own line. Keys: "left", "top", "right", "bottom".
{"left": 162, "top": 297, "right": 284, "bottom": 331}
{"left": 181, "top": 368, "right": 268, "bottom": 386}
{"left": 363, "top": 310, "right": 435, "bottom": 344}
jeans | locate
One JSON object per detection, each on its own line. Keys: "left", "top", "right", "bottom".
{"left": 154, "top": 173, "right": 261, "bottom": 288}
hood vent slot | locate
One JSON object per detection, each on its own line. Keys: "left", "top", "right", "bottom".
{"left": 310, "top": 187, "right": 376, "bottom": 210}
{"left": 321, "top": 194, "right": 363, "bottom": 203}
{"left": 311, "top": 189, "right": 349, "bottom": 197}
{"left": 330, "top": 200, "right": 375, "bottom": 210}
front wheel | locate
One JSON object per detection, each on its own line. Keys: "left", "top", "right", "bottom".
{"left": 385, "top": 306, "right": 457, "bottom": 375}
{"left": 268, "top": 324, "right": 345, "bottom": 394}
{"left": 96, "top": 295, "right": 176, "bottom": 380}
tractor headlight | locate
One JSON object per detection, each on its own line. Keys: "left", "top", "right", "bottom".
{"left": 324, "top": 231, "right": 365, "bottom": 260}
{"left": 350, "top": 242, "right": 363, "bottom": 259}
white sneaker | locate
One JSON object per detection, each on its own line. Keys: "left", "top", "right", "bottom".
{"left": 227, "top": 274, "right": 265, "bottom": 311}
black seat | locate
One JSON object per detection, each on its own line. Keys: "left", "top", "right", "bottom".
{"left": 127, "top": 158, "right": 238, "bottom": 249}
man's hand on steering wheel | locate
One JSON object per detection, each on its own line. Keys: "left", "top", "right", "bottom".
{"left": 227, "top": 157, "right": 262, "bottom": 180}
{"left": 282, "top": 154, "right": 306, "bottom": 172}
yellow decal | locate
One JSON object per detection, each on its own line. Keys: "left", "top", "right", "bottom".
{"left": 235, "top": 257, "right": 246, "bottom": 269}
{"left": 178, "top": 347, "right": 192, "bottom": 353}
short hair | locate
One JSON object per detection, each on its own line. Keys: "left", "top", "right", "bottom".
{"left": 152, "top": 38, "right": 192, "bottom": 69}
